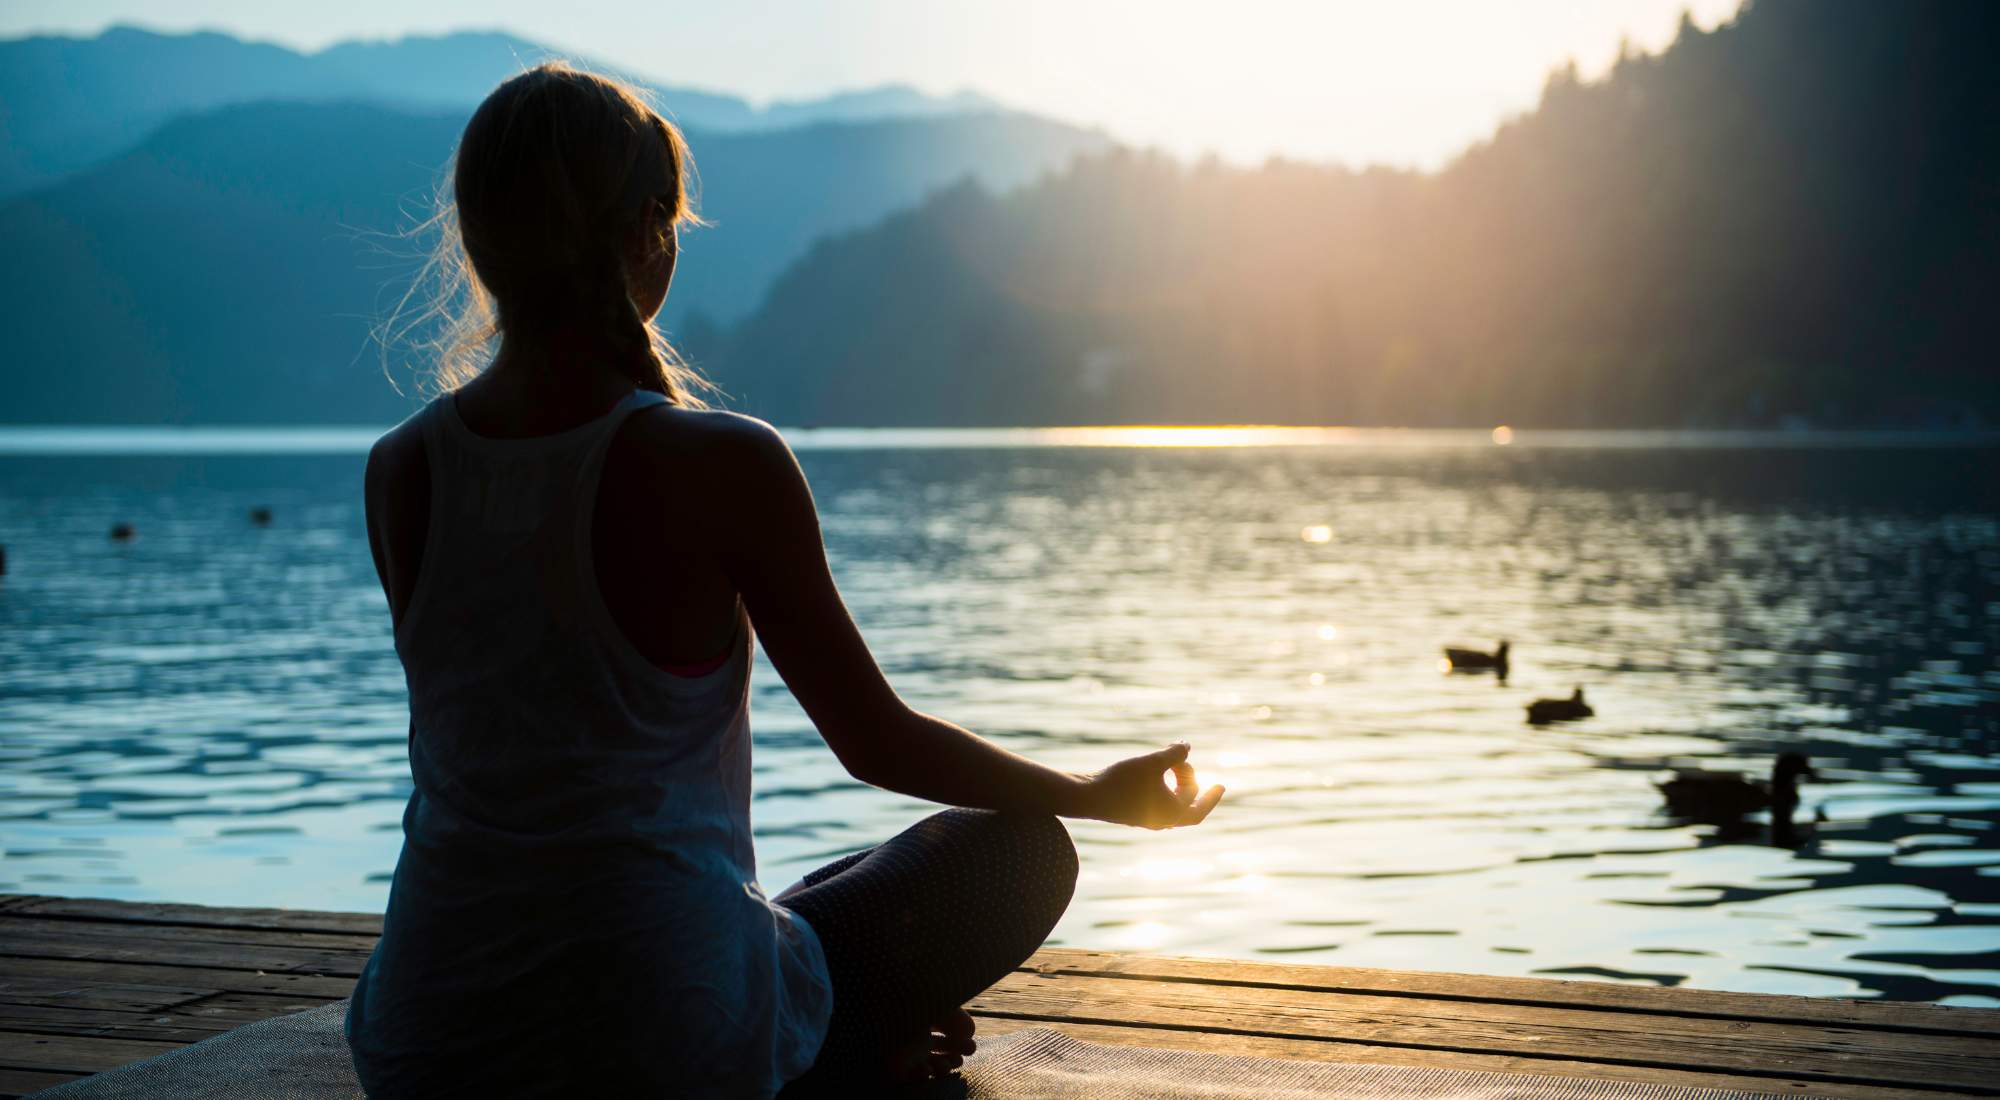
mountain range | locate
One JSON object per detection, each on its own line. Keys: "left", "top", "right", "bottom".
{"left": 3, "top": 6, "right": 1995, "bottom": 428}
{"left": 0, "top": 27, "right": 1108, "bottom": 423}
{"left": 0, "top": 26, "right": 1002, "bottom": 198}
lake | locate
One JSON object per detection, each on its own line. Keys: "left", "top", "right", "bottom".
{"left": 2, "top": 428, "right": 1997, "bottom": 1005}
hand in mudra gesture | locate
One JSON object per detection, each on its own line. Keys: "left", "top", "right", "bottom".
{"left": 1082, "top": 742, "right": 1225, "bottom": 829}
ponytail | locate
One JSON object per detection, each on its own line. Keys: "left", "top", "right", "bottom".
{"left": 387, "top": 62, "right": 714, "bottom": 407}
{"left": 584, "top": 249, "right": 672, "bottom": 397}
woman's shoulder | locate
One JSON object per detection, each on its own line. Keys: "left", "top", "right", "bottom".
{"left": 628, "top": 403, "right": 781, "bottom": 443}
{"left": 370, "top": 410, "right": 428, "bottom": 460}
{"left": 609, "top": 404, "right": 803, "bottom": 509}
{"left": 618, "top": 404, "right": 792, "bottom": 471}
{"left": 365, "top": 411, "right": 429, "bottom": 496}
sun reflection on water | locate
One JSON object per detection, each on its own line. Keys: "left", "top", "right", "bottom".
{"left": 1127, "top": 857, "right": 1212, "bottom": 882}
{"left": 1116, "top": 921, "right": 1174, "bottom": 950}
{"left": 1034, "top": 426, "right": 1360, "bottom": 448}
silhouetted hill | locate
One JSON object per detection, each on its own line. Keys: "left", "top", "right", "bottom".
{"left": 0, "top": 101, "right": 1108, "bottom": 423}
{"left": 673, "top": 113, "right": 1109, "bottom": 324}
{"left": 0, "top": 103, "right": 446, "bottom": 423}
{"left": 0, "top": 26, "right": 1004, "bottom": 197}
{"left": 692, "top": 0, "right": 1999, "bottom": 428}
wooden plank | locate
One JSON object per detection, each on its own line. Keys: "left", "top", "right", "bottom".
{"left": 1028, "top": 949, "right": 2000, "bottom": 1037}
{"left": 11, "top": 897, "right": 1985, "bottom": 1035}
{"left": 970, "top": 1017, "right": 1980, "bottom": 1100}
{"left": 0, "top": 993, "right": 327, "bottom": 1045}
{"left": 0, "top": 1066, "right": 86, "bottom": 1099}
{"left": 0, "top": 955, "right": 356, "bottom": 1001}
{"left": 0, "top": 1004, "right": 246, "bottom": 1045}
{"left": 0, "top": 895, "right": 381, "bottom": 937}
{"left": 175, "top": 992, "right": 340, "bottom": 1017}
{"left": 4, "top": 896, "right": 1997, "bottom": 1097}
{"left": 7, "top": 1009, "right": 1949, "bottom": 1100}
{"left": 0, "top": 975, "right": 216, "bottom": 1015}
{"left": 0, "top": 926, "right": 369, "bottom": 978}
{"left": 13, "top": 1013, "right": 1963, "bottom": 1100}
{"left": 0, "top": 916, "right": 375, "bottom": 953}
{"left": 0, "top": 1029, "right": 180, "bottom": 1075}
{"left": 966, "top": 970, "right": 2000, "bottom": 1092}
{"left": 9, "top": 898, "right": 1987, "bottom": 1035}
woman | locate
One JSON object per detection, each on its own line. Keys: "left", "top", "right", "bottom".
{"left": 346, "top": 62, "right": 1224, "bottom": 1097}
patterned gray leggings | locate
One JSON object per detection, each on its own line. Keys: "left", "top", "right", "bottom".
{"left": 774, "top": 808, "right": 1078, "bottom": 1089}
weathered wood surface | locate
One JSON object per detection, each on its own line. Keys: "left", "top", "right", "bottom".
{"left": 0, "top": 894, "right": 1994, "bottom": 1098}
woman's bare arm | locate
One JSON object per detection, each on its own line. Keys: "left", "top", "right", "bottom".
{"left": 362, "top": 418, "right": 429, "bottom": 627}
{"left": 678, "top": 413, "right": 1222, "bottom": 829}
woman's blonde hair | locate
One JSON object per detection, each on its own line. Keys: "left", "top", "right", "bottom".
{"left": 387, "top": 61, "right": 710, "bottom": 404}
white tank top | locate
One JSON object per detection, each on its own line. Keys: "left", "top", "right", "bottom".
{"left": 346, "top": 390, "right": 832, "bottom": 1098}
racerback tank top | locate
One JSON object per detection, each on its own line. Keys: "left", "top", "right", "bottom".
{"left": 345, "top": 390, "right": 832, "bottom": 1097}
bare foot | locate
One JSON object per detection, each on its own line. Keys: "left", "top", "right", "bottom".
{"left": 884, "top": 1006, "right": 978, "bottom": 1082}
{"left": 928, "top": 1006, "right": 977, "bottom": 1076}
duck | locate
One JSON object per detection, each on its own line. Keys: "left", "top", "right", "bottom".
{"left": 109, "top": 522, "right": 136, "bottom": 542}
{"left": 1444, "top": 640, "right": 1510, "bottom": 675}
{"left": 249, "top": 506, "right": 273, "bottom": 526}
{"left": 1657, "top": 752, "right": 1816, "bottom": 822}
{"left": 1525, "top": 686, "right": 1591, "bottom": 724}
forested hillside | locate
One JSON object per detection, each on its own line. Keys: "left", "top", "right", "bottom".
{"left": 693, "top": 0, "right": 1999, "bottom": 428}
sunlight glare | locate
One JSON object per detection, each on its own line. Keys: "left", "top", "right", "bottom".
{"left": 1129, "top": 858, "right": 1210, "bottom": 882}
{"left": 1301, "top": 524, "right": 1333, "bottom": 543}
{"left": 1032, "top": 426, "right": 1356, "bottom": 448}
{"left": 1117, "top": 921, "right": 1173, "bottom": 950}
{"left": 1492, "top": 425, "right": 1515, "bottom": 445}
{"left": 1317, "top": 624, "right": 1338, "bottom": 641}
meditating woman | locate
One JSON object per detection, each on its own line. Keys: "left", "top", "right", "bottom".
{"left": 344, "top": 63, "right": 1224, "bottom": 1097}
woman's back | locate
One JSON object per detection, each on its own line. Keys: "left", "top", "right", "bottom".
{"left": 344, "top": 391, "right": 831, "bottom": 1097}
{"left": 345, "top": 58, "right": 1213, "bottom": 1097}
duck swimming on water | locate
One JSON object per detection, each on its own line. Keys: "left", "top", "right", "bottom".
{"left": 1657, "top": 752, "right": 1816, "bottom": 822}
{"left": 1525, "top": 686, "right": 1592, "bottom": 724}
{"left": 1443, "top": 640, "right": 1509, "bottom": 677}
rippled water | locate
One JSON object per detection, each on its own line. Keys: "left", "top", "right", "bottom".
{"left": 3, "top": 431, "right": 1997, "bottom": 1004}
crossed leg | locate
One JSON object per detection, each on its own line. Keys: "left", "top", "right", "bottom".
{"left": 774, "top": 808, "right": 1079, "bottom": 1090}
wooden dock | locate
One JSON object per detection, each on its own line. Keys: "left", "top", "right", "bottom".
{"left": 0, "top": 894, "right": 1994, "bottom": 1098}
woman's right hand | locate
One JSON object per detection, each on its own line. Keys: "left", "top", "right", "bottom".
{"left": 1078, "top": 742, "right": 1225, "bottom": 829}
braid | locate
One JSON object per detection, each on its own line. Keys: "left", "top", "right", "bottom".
{"left": 585, "top": 250, "right": 672, "bottom": 397}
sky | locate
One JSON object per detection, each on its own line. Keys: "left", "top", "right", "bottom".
{"left": 0, "top": 0, "right": 1745, "bottom": 168}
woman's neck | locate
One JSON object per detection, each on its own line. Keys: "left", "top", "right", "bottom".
{"left": 455, "top": 338, "right": 637, "bottom": 437}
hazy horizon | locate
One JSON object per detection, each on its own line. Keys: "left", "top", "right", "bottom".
{"left": 0, "top": 0, "right": 1743, "bottom": 168}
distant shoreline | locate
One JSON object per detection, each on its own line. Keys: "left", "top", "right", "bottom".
{"left": 2, "top": 424, "right": 1997, "bottom": 456}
